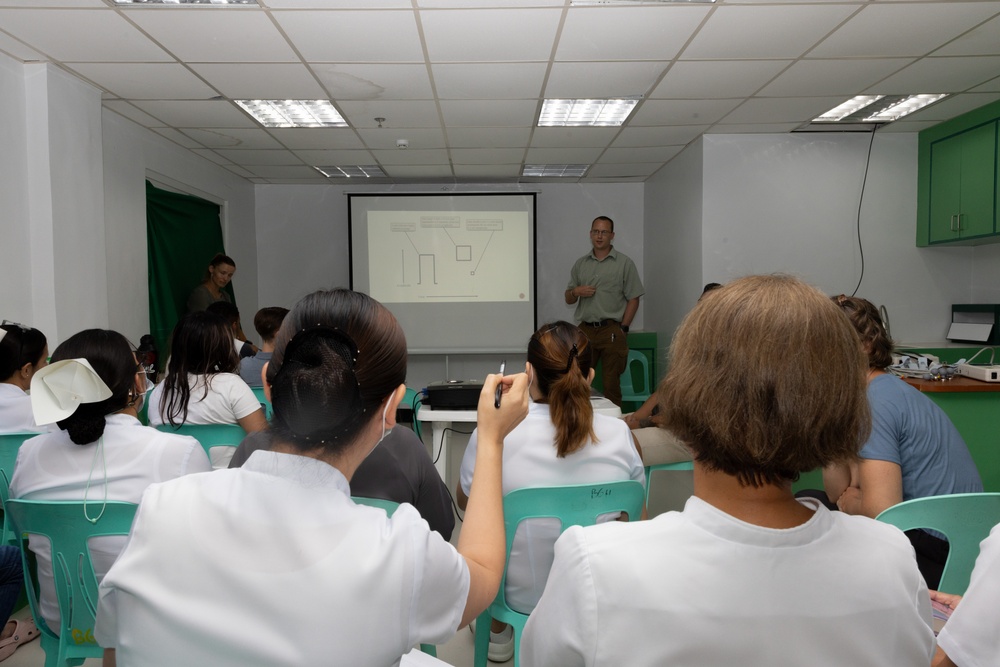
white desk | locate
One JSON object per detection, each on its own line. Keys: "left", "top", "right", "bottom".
{"left": 415, "top": 398, "right": 623, "bottom": 483}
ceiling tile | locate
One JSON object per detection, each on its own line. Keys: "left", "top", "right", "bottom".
{"left": 0, "top": 31, "right": 46, "bottom": 61}
{"left": 708, "top": 123, "right": 802, "bottom": 134}
{"left": 876, "top": 120, "right": 941, "bottom": 133}
{"left": 446, "top": 127, "right": 532, "bottom": 148}
{"left": 453, "top": 164, "right": 522, "bottom": 178}
{"left": 188, "top": 64, "right": 325, "bottom": 99}
{"left": 420, "top": 8, "right": 562, "bottom": 62}
{"left": 273, "top": 10, "right": 424, "bottom": 62}
{"left": 312, "top": 63, "right": 434, "bottom": 100}
{"left": 180, "top": 128, "right": 283, "bottom": 150}
{"left": 131, "top": 100, "right": 258, "bottom": 128}
{"left": 440, "top": 99, "right": 537, "bottom": 127}
{"left": 933, "top": 14, "right": 1000, "bottom": 57}
{"left": 383, "top": 165, "right": 455, "bottom": 178}
{"left": 67, "top": 63, "right": 218, "bottom": 99}
{"left": 126, "top": 9, "right": 298, "bottom": 63}
{"left": 215, "top": 149, "right": 304, "bottom": 165}
{"left": 612, "top": 125, "right": 708, "bottom": 147}
{"left": 338, "top": 100, "right": 442, "bottom": 129}
{"left": 433, "top": 63, "right": 546, "bottom": 99}
{"left": 600, "top": 146, "right": 683, "bottom": 163}
{"left": 356, "top": 128, "right": 446, "bottom": 150}
{"left": 265, "top": 0, "right": 411, "bottom": 7}
{"left": 190, "top": 148, "right": 233, "bottom": 165}
{"left": 721, "top": 96, "right": 847, "bottom": 124}
{"left": 0, "top": 0, "right": 104, "bottom": 6}
{"left": 556, "top": 6, "right": 710, "bottom": 61}
{"left": 150, "top": 127, "right": 202, "bottom": 149}
{"left": 630, "top": 99, "right": 743, "bottom": 126}
{"left": 372, "top": 148, "right": 450, "bottom": 165}
{"left": 586, "top": 163, "right": 660, "bottom": 179}
{"left": 450, "top": 148, "right": 524, "bottom": 164}
{"left": 292, "top": 149, "right": 378, "bottom": 164}
{"left": 651, "top": 61, "right": 791, "bottom": 99}
{"left": 758, "top": 59, "right": 913, "bottom": 98}
{"left": 267, "top": 128, "right": 366, "bottom": 150}
{"left": 683, "top": 4, "right": 859, "bottom": 59}
{"left": 530, "top": 127, "right": 619, "bottom": 148}
{"left": 243, "top": 165, "right": 322, "bottom": 178}
{"left": 545, "top": 61, "right": 668, "bottom": 98}
{"left": 525, "top": 146, "right": 603, "bottom": 163}
{"left": 0, "top": 9, "right": 172, "bottom": 62}
{"left": 810, "top": 2, "right": 1000, "bottom": 58}
{"left": 870, "top": 56, "right": 1000, "bottom": 94}
{"left": 970, "top": 75, "right": 1000, "bottom": 93}
{"left": 103, "top": 100, "right": 164, "bottom": 127}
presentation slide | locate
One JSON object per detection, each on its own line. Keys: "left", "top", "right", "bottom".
{"left": 349, "top": 194, "right": 537, "bottom": 354}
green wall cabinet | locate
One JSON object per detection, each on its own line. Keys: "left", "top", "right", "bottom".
{"left": 918, "top": 99, "right": 1000, "bottom": 247}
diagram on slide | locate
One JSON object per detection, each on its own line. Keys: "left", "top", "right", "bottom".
{"left": 367, "top": 210, "right": 530, "bottom": 304}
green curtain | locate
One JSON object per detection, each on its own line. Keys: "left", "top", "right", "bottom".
{"left": 146, "top": 180, "right": 231, "bottom": 356}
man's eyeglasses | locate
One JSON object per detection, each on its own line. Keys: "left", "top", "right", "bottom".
{"left": 590, "top": 230, "right": 612, "bottom": 237}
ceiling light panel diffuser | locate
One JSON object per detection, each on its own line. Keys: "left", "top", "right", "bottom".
{"left": 236, "top": 100, "right": 348, "bottom": 128}
{"left": 522, "top": 164, "right": 590, "bottom": 177}
{"left": 864, "top": 94, "right": 948, "bottom": 122}
{"left": 316, "top": 165, "right": 386, "bottom": 178}
{"left": 538, "top": 98, "right": 640, "bottom": 127}
{"left": 813, "top": 94, "right": 948, "bottom": 124}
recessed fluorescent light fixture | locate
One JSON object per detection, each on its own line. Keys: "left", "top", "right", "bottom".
{"left": 813, "top": 94, "right": 948, "bottom": 124}
{"left": 113, "top": 0, "right": 256, "bottom": 4}
{"left": 235, "top": 100, "right": 348, "bottom": 128}
{"left": 538, "top": 98, "right": 640, "bottom": 127}
{"left": 315, "top": 165, "right": 386, "bottom": 178}
{"left": 522, "top": 164, "right": 590, "bottom": 178}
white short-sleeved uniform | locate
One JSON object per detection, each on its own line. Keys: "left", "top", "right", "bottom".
{"left": 521, "top": 496, "right": 935, "bottom": 667}
{"left": 9, "top": 414, "right": 211, "bottom": 630}
{"left": 147, "top": 372, "right": 260, "bottom": 427}
{"left": 96, "top": 450, "right": 470, "bottom": 667}
{"left": 0, "top": 383, "right": 44, "bottom": 433}
{"left": 937, "top": 523, "right": 1000, "bottom": 667}
{"left": 460, "top": 402, "right": 644, "bottom": 613}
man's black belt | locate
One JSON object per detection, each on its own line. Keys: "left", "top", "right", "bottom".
{"left": 583, "top": 320, "right": 616, "bottom": 327}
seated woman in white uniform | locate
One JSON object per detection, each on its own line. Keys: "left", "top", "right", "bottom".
{"left": 148, "top": 311, "right": 267, "bottom": 465}
{"left": 457, "top": 321, "right": 645, "bottom": 662}
{"left": 520, "top": 275, "right": 935, "bottom": 667}
{"left": 95, "top": 288, "right": 530, "bottom": 667}
{"left": 9, "top": 329, "right": 211, "bottom": 634}
{"left": 0, "top": 321, "right": 48, "bottom": 433}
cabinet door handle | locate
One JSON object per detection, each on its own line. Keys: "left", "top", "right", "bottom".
{"left": 951, "top": 214, "right": 958, "bottom": 231}
{"left": 957, "top": 213, "right": 963, "bottom": 231}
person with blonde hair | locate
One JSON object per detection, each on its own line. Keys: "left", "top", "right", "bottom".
{"left": 521, "top": 275, "right": 934, "bottom": 667}
{"left": 458, "top": 320, "right": 644, "bottom": 662}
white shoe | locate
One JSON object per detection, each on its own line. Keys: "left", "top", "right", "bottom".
{"left": 488, "top": 624, "right": 514, "bottom": 663}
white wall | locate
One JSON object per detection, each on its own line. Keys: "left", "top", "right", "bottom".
{"left": 643, "top": 139, "right": 705, "bottom": 376}
{"left": 254, "top": 181, "right": 644, "bottom": 388}
{"left": 103, "top": 111, "right": 257, "bottom": 344}
{"left": 699, "top": 132, "right": 972, "bottom": 345}
{"left": 0, "top": 53, "right": 32, "bottom": 322}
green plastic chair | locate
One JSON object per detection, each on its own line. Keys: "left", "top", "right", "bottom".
{"left": 154, "top": 423, "right": 246, "bottom": 468}
{"left": 4, "top": 499, "right": 138, "bottom": 667}
{"left": 473, "top": 481, "right": 646, "bottom": 667}
{"left": 875, "top": 492, "right": 1000, "bottom": 595}
{"left": 0, "top": 432, "right": 40, "bottom": 545}
{"left": 619, "top": 350, "right": 651, "bottom": 409}
{"left": 351, "top": 496, "right": 437, "bottom": 658}
{"left": 250, "top": 386, "right": 273, "bottom": 420}
{"left": 644, "top": 460, "right": 694, "bottom": 502}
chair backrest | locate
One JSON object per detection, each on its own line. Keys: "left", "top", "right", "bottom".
{"left": 352, "top": 496, "right": 399, "bottom": 515}
{"left": 498, "top": 481, "right": 645, "bottom": 604}
{"left": 619, "top": 350, "right": 651, "bottom": 402}
{"left": 875, "top": 493, "right": 1000, "bottom": 595}
{"left": 154, "top": 423, "right": 246, "bottom": 468}
{"left": 4, "top": 499, "right": 137, "bottom": 664}
{"left": 250, "top": 386, "right": 273, "bottom": 420}
{"left": 0, "top": 432, "right": 40, "bottom": 544}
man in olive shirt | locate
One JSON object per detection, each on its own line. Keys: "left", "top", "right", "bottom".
{"left": 565, "top": 215, "right": 644, "bottom": 407}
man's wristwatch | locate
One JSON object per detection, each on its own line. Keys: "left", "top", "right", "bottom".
{"left": 621, "top": 324, "right": 629, "bottom": 333}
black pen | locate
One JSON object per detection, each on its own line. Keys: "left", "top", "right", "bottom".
{"left": 494, "top": 360, "right": 506, "bottom": 409}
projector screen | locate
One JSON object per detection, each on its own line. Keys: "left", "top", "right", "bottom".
{"left": 349, "top": 193, "right": 537, "bottom": 354}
